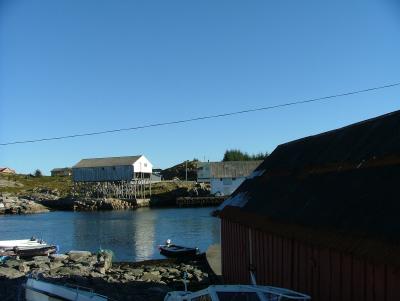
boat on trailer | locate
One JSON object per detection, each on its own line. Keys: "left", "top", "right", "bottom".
{"left": 159, "top": 239, "right": 199, "bottom": 258}
{"left": 164, "top": 284, "right": 311, "bottom": 301}
{"left": 25, "top": 278, "right": 109, "bottom": 301}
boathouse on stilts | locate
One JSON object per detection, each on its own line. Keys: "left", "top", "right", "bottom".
{"left": 72, "top": 155, "right": 153, "bottom": 201}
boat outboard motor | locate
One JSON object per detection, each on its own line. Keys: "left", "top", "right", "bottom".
{"left": 166, "top": 239, "right": 172, "bottom": 246}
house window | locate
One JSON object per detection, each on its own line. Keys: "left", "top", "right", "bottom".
{"left": 144, "top": 163, "right": 147, "bottom": 167}
{"left": 232, "top": 177, "right": 236, "bottom": 181}
{"left": 101, "top": 167, "right": 105, "bottom": 170}
{"left": 113, "top": 167, "right": 116, "bottom": 170}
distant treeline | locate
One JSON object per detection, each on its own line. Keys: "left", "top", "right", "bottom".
{"left": 222, "top": 149, "right": 268, "bottom": 162}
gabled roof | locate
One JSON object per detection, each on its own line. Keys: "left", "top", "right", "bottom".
{"left": 201, "top": 161, "right": 262, "bottom": 178}
{"left": 51, "top": 167, "right": 72, "bottom": 172}
{"left": 73, "top": 155, "right": 142, "bottom": 168}
{"left": 219, "top": 110, "right": 400, "bottom": 265}
{"left": 0, "top": 167, "right": 15, "bottom": 172}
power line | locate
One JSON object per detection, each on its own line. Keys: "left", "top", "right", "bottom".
{"left": 1, "top": 81, "right": 399, "bottom": 146}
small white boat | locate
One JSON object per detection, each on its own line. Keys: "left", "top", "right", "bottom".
{"left": 0, "top": 238, "right": 57, "bottom": 257}
{"left": 25, "top": 278, "right": 109, "bottom": 301}
{"left": 0, "top": 238, "right": 46, "bottom": 248}
{"left": 164, "top": 284, "right": 311, "bottom": 301}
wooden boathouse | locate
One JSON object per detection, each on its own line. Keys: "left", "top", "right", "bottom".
{"left": 218, "top": 110, "right": 400, "bottom": 301}
{"left": 72, "top": 155, "right": 153, "bottom": 199}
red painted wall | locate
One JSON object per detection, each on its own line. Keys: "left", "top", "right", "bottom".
{"left": 221, "top": 219, "right": 400, "bottom": 301}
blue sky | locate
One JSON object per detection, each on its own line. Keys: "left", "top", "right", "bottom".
{"left": 1, "top": 0, "right": 399, "bottom": 174}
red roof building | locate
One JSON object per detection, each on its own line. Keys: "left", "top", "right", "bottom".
{"left": 0, "top": 167, "right": 16, "bottom": 174}
{"left": 218, "top": 110, "right": 400, "bottom": 301}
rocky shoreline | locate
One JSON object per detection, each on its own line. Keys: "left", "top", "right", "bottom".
{"left": 0, "top": 194, "right": 49, "bottom": 214}
{"left": 0, "top": 182, "right": 213, "bottom": 215}
{"left": 0, "top": 250, "right": 217, "bottom": 301}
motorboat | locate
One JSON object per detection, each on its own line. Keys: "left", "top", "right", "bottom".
{"left": 159, "top": 239, "right": 199, "bottom": 258}
{"left": 25, "top": 278, "right": 109, "bottom": 301}
{"left": 0, "top": 238, "right": 58, "bottom": 257}
{"left": 0, "top": 238, "right": 45, "bottom": 248}
{"left": 164, "top": 284, "right": 311, "bottom": 301}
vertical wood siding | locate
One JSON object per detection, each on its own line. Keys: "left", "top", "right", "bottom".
{"left": 72, "top": 165, "right": 134, "bottom": 182}
{"left": 221, "top": 219, "right": 400, "bottom": 301}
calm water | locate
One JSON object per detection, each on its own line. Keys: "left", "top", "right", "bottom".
{"left": 0, "top": 207, "right": 220, "bottom": 262}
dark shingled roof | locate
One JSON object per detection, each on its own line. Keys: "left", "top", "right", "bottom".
{"left": 73, "top": 155, "right": 142, "bottom": 168}
{"left": 219, "top": 110, "right": 400, "bottom": 265}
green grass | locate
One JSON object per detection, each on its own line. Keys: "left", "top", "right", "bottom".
{"left": 0, "top": 173, "right": 73, "bottom": 196}
{"left": 0, "top": 173, "right": 195, "bottom": 198}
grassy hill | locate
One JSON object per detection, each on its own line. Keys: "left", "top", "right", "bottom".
{"left": 0, "top": 173, "right": 73, "bottom": 196}
{"left": 161, "top": 160, "right": 198, "bottom": 181}
{"left": 0, "top": 173, "right": 200, "bottom": 201}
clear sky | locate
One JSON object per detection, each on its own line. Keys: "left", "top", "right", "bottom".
{"left": 1, "top": 0, "right": 400, "bottom": 175}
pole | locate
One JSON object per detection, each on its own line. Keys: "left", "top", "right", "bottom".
{"left": 185, "top": 160, "right": 188, "bottom": 182}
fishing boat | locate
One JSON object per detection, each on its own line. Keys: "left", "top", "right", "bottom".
{"left": 164, "top": 284, "right": 311, "bottom": 301}
{"left": 25, "top": 278, "right": 109, "bottom": 301}
{"left": 159, "top": 239, "right": 199, "bottom": 258}
{"left": 0, "top": 238, "right": 58, "bottom": 257}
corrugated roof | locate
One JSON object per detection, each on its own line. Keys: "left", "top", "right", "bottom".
{"left": 73, "top": 155, "right": 142, "bottom": 168}
{"left": 219, "top": 109, "right": 400, "bottom": 265}
{"left": 206, "top": 161, "right": 262, "bottom": 178}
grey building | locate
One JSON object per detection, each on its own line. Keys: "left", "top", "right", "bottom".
{"left": 197, "top": 161, "right": 262, "bottom": 195}
{"left": 51, "top": 167, "right": 72, "bottom": 177}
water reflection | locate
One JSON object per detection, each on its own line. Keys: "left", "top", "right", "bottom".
{"left": 0, "top": 207, "right": 220, "bottom": 262}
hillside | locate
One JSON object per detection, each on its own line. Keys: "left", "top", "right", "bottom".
{"left": 0, "top": 173, "right": 73, "bottom": 197}
{"left": 161, "top": 160, "right": 198, "bottom": 181}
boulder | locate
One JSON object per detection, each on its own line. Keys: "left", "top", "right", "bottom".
{"left": 89, "top": 271, "right": 104, "bottom": 278}
{"left": 4, "top": 259, "right": 22, "bottom": 268}
{"left": 130, "top": 268, "right": 144, "bottom": 277}
{"left": 95, "top": 266, "right": 106, "bottom": 274}
{"left": 167, "top": 268, "right": 180, "bottom": 275}
{"left": 0, "top": 267, "right": 25, "bottom": 279}
{"left": 50, "top": 254, "right": 68, "bottom": 262}
{"left": 48, "top": 261, "right": 64, "bottom": 270}
{"left": 18, "top": 262, "right": 30, "bottom": 273}
{"left": 34, "top": 262, "right": 50, "bottom": 273}
{"left": 141, "top": 272, "right": 162, "bottom": 282}
{"left": 32, "top": 256, "right": 50, "bottom": 263}
{"left": 68, "top": 251, "right": 92, "bottom": 262}
{"left": 96, "top": 250, "right": 112, "bottom": 271}
{"left": 123, "top": 274, "right": 136, "bottom": 281}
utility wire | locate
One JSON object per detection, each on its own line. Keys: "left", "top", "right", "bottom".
{"left": 1, "top": 81, "right": 399, "bottom": 146}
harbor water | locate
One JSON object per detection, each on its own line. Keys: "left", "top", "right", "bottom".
{"left": 0, "top": 207, "right": 220, "bottom": 262}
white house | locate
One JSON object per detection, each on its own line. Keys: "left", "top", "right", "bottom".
{"left": 197, "top": 161, "right": 262, "bottom": 196}
{"left": 72, "top": 155, "right": 153, "bottom": 182}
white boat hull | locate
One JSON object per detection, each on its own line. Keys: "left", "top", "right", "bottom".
{"left": 25, "top": 279, "right": 108, "bottom": 301}
{"left": 0, "top": 239, "right": 46, "bottom": 249}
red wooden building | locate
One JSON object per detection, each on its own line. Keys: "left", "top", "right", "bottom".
{"left": 218, "top": 110, "right": 400, "bottom": 301}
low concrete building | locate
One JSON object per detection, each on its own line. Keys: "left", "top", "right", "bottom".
{"left": 72, "top": 155, "right": 153, "bottom": 182}
{"left": 51, "top": 167, "right": 72, "bottom": 177}
{"left": 197, "top": 161, "right": 262, "bottom": 196}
